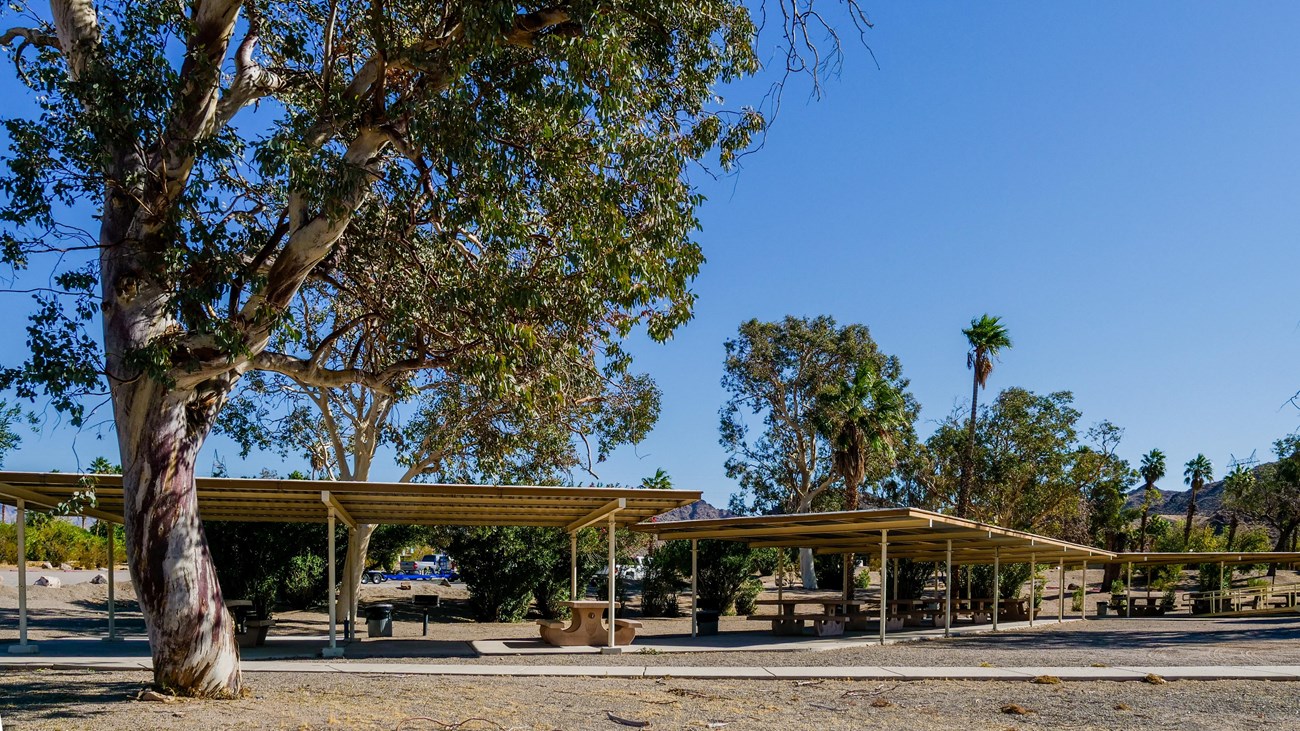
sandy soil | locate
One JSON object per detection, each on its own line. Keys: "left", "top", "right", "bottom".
{"left": 2, "top": 670, "right": 1297, "bottom": 730}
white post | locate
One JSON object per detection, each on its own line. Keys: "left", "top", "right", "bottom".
{"left": 106, "top": 522, "right": 117, "bottom": 641}
{"left": 879, "top": 529, "right": 889, "bottom": 646}
{"left": 9, "top": 500, "right": 37, "bottom": 654}
{"left": 1058, "top": 560, "right": 1065, "bottom": 623}
{"left": 1081, "top": 561, "right": 1088, "bottom": 620}
{"left": 322, "top": 510, "right": 343, "bottom": 657}
{"left": 944, "top": 539, "right": 952, "bottom": 638}
{"left": 570, "top": 531, "right": 578, "bottom": 600}
{"left": 1126, "top": 562, "right": 1133, "bottom": 619}
{"left": 1029, "top": 553, "right": 1035, "bottom": 627}
{"left": 992, "top": 547, "right": 1000, "bottom": 632}
{"left": 691, "top": 539, "right": 698, "bottom": 638}
{"left": 607, "top": 514, "right": 616, "bottom": 648}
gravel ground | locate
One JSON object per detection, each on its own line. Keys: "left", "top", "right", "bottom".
{"left": 2, "top": 669, "right": 1298, "bottom": 730}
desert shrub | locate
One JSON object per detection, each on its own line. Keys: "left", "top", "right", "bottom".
{"left": 1160, "top": 589, "right": 1177, "bottom": 612}
{"left": 0, "top": 521, "right": 15, "bottom": 564}
{"left": 971, "top": 563, "right": 1033, "bottom": 600}
{"left": 1071, "top": 584, "right": 1085, "bottom": 611}
{"left": 660, "top": 539, "right": 755, "bottom": 615}
{"left": 854, "top": 566, "right": 872, "bottom": 590}
{"left": 892, "top": 559, "right": 937, "bottom": 600}
{"left": 26, "top": 518, "right": 92, "bottom": 566}
{"left": 205, "top": 520, "right": 336, "bottom": 617}
{"left": 640, "top": 550, "right": 683, "bottom": 617}
{"left": 813, "top": 552, "right": 847, "bottom": 590}
{"left": 751, "top": 547, "right": 792, "bottom": 577}
{"left": 447, "top": 526, "right": 606, "bottom": 622}
{"left": 734, "top": 577, "right": 764, "bottom": 615}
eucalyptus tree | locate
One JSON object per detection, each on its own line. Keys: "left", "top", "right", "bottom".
{"left": 958, "top": 315, "right": 1012, "bottom": 517}
{"left": 720, "top": 316, "right": 917, "bottom": 587}
{"left": 0, "top": 0, "right": 871, "bottom": 695}
{"left": 221, "top": 286, "right": 661, "bottom": 629}
{"left": 1137, "top": 449, "right": 1167, "bottom": 551}
{"left": 1182, "top": 454, "right": 1213, "bottom": 547}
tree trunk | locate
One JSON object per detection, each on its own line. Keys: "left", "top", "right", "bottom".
{"left": 800, "top": 547, "right": 816, "bottom": 589}
{"left": 1138, "top": 504, "right": 1150, "bottom": 552}
{"left": 1224, "top": 515, "right": 1238, "bottom": 552}
{"left": 117, "top": 391, "right": 242, "bottom": 697}
{"left": 341, "top": 523, "right": 377, "bottom": 626}
{"left": 1182, "top": 482, "right": 1198, "bottom": 547}
{"left": 957, "top": 362, "right": 980, "bottom": 518}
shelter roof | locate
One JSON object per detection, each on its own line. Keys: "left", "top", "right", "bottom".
{"left": 0, "top": 471, "right": 700, "bottom": 531}
{"left": 633, "top": 507, "right": 1113, "bottom": 563}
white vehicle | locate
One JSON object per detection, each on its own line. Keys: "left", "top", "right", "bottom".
{"left": 597, "top": 555, "right": 647, "bottom": 580}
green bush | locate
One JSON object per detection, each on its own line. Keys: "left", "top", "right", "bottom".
{"left": 854, "top": 566, "right": 872, "bottom": 590}
{"left": 734, "top": 577, "right": 763, "bottom": 615}
{"left": 892, "top": 559, "right": 937, "bottom": 600}
{"left": 1160, "top": 589, "right": 1177, "bottom": 612}
{"left": 447, "top": 525, "right": 605, "bottom": 622}
{"left": 1071, "top": 584, "right": 1084, "bottom": 611}
{"left": 660, "top": 539, "right": 756, "bottom": 615}
{"left": 970, "top": 563, "right": 1033, "bottom": 600}
{"left": 640, "top": 550, "right": 683, "bottom": 618}
{"left": 813, "top": 552, "right": 846, "bottom": 590}
{"left": 205, "top": 520, "right": 336, "bottom": 617}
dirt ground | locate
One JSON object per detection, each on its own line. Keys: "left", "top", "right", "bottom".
{"left": 2, "top": 669, "right": 1298, "bottom": 730}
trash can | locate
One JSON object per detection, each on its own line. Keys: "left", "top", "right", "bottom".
{"left": 366, "top": 603, "right": 394, "bottom": 637}
{"left": 1095, "top": 601, "right": 1109, "bottom": 618}
{"left": 696, "top": 609, "right": 721, "bottom": 636}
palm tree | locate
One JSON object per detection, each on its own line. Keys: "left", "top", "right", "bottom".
{"left": 814, "top": 365, "right": 908, "bottom": 511}
{"left": 957, "top": 314, "right": 1012, "bottom": 517}
{"left": 1221, "top": 465, "right": 1254, "bottom": 551}
{"left": 640, "top": 469, "right": 673, "bottom": 490}
{"left": 1182, "top": 454, "right": 1213, "bottom": 547}
{"left": 814, "top": 365, "right": 908, "bottom": 599}
{"left": 1137, "top": 449, "right": 1166, "bottom": 551}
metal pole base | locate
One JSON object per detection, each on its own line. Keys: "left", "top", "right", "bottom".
{"left": 101, "top": 635, "right": 123, "bottom": 642}
{"left": 599, "top": 646, "right": 624, "bottom": 655}
{"left": 8, "top": 644, "right": 39, "bottom": 655}
{"left": 320, "top": 647, "right": 345, "bottom": 658}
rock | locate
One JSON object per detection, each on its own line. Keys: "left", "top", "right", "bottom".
{"left": 59, "top": 563, "right": 73, "bottom": 572}
{"left": 34, "top": 575, "right": 62, "bottom": 588}
{"left": 40, "top": 561, "right": 53, "bottom": 570}
{"left": 90, "top": 573, "right": 108, "bottom": 585}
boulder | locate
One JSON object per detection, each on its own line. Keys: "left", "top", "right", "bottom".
{"left": 89, "top": 573, "right": 109, "bottom": 585}
{"left": 59, "top": 563, "right": 73, "bottom": 572}
{"left": 34, "top": 575, "right": 62, "bottom": 588}
{"left": 40, "top": 561, "right": 53, "bottom": 570}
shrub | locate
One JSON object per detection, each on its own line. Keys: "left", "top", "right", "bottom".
{"left": 1160, "top": 589, "right": 1177, "bottom": 612}
{"left": 205, "top": 520, "right": 336, "bottom": 617}
{"left": 1071, "top": 584, "right": 1084, "bottom": 611}
{"left": 813, "top": 552, "right": 846, "bottom": 590}
{"left": 971, "top": 563, "right": 1033, "bottom": 600}
{"left": 892, "top": 559, "right": 937, "bottom": 600}
{"left": 447, "top": 525, "right": 606, "bottom": 622}
{"left": 640, "top": 550, "right": 683, "bottom": 618}
{"left": 660, "top": 539, "right": 755, "bottom": 615}
{"left": 734, "top": 577, "right": 763, "bottom": 615}
{"left": 854, "top": 566, "right": 872, "bottom": 590}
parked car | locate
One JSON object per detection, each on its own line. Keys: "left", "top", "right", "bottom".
{"left": 596, "top": 555, "right": 647, "bottom": 581}
{"left": 398, "top": 553, "right": 459, "bottom": 579}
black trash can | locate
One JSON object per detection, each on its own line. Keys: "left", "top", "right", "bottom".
{"left": 696, "top": 609, "right": 721, "bottom": 636}
{"left": 366, "top": 603, "right": 394, "bottom": 637}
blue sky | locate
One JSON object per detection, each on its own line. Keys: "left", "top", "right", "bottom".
{"left": 4, "top": 3, "right": 1300, "bottom": 508}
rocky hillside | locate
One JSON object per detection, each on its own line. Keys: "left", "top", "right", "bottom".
{"left": 652, "top": 499, "right": 732, "bottom": 523}
{"left": 1123, "top": 462, "right": 1276, "bottom": 518}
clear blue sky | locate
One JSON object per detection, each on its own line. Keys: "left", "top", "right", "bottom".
{"left": 4, "top": 3, "right": 1300, "bottom": 508}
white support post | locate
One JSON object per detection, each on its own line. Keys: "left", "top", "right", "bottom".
{"left": 607, "top": 514, "right": 617, "bottom": 649}
{"left": 9, "top": 499, "right": 36, "bottom": 654}
{"left": 570, "top": 531, "right": 578, "bottom": 600}
{"left": 1029, "top": 552, "right": 1036, "bottom": 627}
{"left": 1081, "top": 561, "right": 1088, "bottom": 620}
{"left": 106, "top": 523, "right": 117, "bottom": 641}
{"left": 992, "top": 547, "right": 1000, "bottom": 632}
{"left": 690, "top": 539, "right": 698, "bottom": 638}
{"left": 322, "top": 509, "right": 343, "bottom": 658}
{"left": 842, "top": 554, "right": 851, "bottom": 601}
{"left": 1126, "top": 562, "right": 1133, "bottom": 619}
{"left": 879, "top": 529, "right": 889, "bottom": 646}
{"left": 1058, "top": 560, "right": 1065, "bottom": 623}
{"left": 944, "top": 539, "right": 952, "bottom": 638}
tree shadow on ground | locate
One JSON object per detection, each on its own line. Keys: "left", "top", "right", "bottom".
{"left": 0, "top": 671, "right": 147, "bottom": 722}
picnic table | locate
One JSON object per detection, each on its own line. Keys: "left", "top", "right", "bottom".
{"left": 536, "top": 600, "right": 641, "bottom": 647}
{"left": 946, "top": 597, "right": 1026, "bottom": 623}
{"left": 226, "top": 599, "right": 275, "bottom": 647}
{"left": 748, "top": 597, "right": 858, "bottom": 636}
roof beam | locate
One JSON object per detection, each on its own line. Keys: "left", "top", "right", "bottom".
{"left": 0, "top": 484, "right": 123, "bottom": 525}
{"left": 649, "top": 517, "right": 932, "bottom": 541}
{"left": 321, "top": 491, "right": 358, "bottom": 531}
{"left": 566, "top": 499, "right": 625, "bottom": 533}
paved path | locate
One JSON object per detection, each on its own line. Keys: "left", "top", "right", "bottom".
{"left": 2, "top": 653, "right": 1297, "bottom": 681}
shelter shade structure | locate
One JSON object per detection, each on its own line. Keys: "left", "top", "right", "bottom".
{"left": 1104, "top": 552, "right": 1300, "bottom": 567}
{"left": 0, "top": 472, "right": 700, "bottom": 654}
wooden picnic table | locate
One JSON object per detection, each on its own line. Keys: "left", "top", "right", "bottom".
{"left": 536, "top": 600, "right": 641, "bottom": 647}
{"left": 749, "top": 596, "right": 864, "bottom": 636}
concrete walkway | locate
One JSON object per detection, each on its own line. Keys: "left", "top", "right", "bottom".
{"left": 2, "top": 653, "right": 1298, "bottom": 681}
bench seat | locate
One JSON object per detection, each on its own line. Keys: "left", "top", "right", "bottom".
{"left": 535, "top": 619, "right": 566, "bottom": 630}
{"left": 613, "top": 618, "right": 643, "bottom": 629}
{"left": 745, "top": 613, "right": 850, "bottom": 621}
